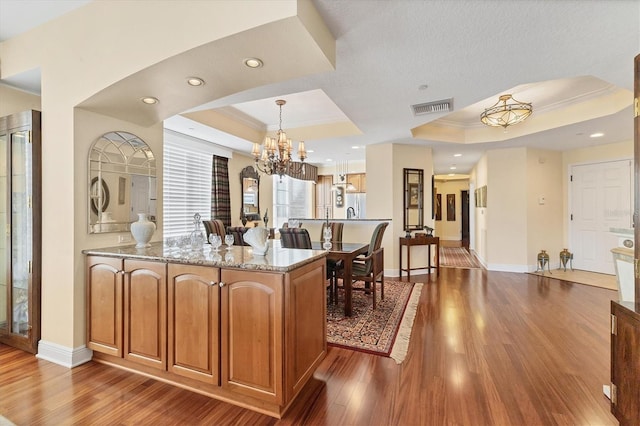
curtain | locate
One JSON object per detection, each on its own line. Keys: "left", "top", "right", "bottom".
{"left": 286, "top": 162, "right": 318, "bottom": 182}
{"left": 211, "top": 155, "right": 231, "bottom": 227}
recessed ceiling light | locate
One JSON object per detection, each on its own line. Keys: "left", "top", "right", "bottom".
{"left": 448, "top": 173, "right": 455, "bottom": 176}
{"left": 450, "top": 166, "right": 457, "bottom": 170}
{"left": 351, "top": 146, "right": 359, "bottom": 149}
{"left": 453, "top": 153, "right": 462, "bottom": 157}
{"left": 590, "top": 132, "right": 604, "bottom": 138}
{"left": 186, "top": 77, "right": 205, "bottom": 86}
{"left": 306, "top": 149, "right": 315, "bottom": 153}
{"left": 141, "top": 97, "right": 159, "bottom": 105}
{"left": 244, "top": 58, "right": 263, "bottom": 68}
{"left": 326, "top": 158, "right": 333, "bottom": 162}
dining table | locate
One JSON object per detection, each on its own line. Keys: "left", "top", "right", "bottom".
{"left": 309, "top": 241, "right": 369, "bottom": 317}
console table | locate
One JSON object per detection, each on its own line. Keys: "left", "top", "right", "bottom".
{"left": 399, "top": 236, "right": 439, "bottom": 278}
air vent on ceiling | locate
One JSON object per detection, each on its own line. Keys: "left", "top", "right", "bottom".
{"left": 411, "top": 98, "right": 453, "bottom": 116}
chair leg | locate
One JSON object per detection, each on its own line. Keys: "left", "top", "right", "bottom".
{"left": 381, "top": 274, "right": 384, "bottom": 301}
{"left": 372, "top": 279, "right": 376, "bottom": 310}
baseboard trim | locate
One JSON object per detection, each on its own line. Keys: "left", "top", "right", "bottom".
{"left": 36, "top": 340, "right": 93, "bottom": 368}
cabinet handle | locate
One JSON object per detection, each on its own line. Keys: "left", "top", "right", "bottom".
{"left": 219, "top": 282, "right": 226, "bottom": 288}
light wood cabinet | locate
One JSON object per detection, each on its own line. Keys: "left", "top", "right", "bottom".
{"left": 221, "top": 269, "right": 283, "bottom": 404}
{"left": 123, "top": 260, "right": 166, "bottom": 370}
{"left": 86, "top": 256, "right": 123, "bottom": 357}
{"left": 346, "top": 173, "right": 366, "bottom": 193}
{"left": 611, "top": 301, "right": 640, "bottom": 425}
{"left": 167, "top": 263, "right": 219, "bottom": 384}
{"left": 315, "top": 174, "right": 333, "bottom": 218}
{"left": 86, "top": 253, "right": 326, "bottom": 418}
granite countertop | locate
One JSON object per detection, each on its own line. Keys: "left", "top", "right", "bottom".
{"left": 82, "top": 240, "right": 327, "bottom": 273}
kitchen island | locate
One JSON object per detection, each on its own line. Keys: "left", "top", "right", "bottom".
{"left": 83, "top": 241, "right": 328, "bottom": 418}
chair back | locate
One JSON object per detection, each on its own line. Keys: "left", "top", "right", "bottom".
{"left": 367, "top": 222, "right": 388, "bottom": 255}
{"left": 202, "top": 219, "right": 226, "bottom": 241}
{"left": 279, "top": 227, "right": 312, "bottom": 249}
{"left": 226, "top": 226, "right": 249, "bottom": 246}
{"left": 358, "top": 222, "right": 388, "bottom": 275}
{"left": 320, "top": 222, "right": 344, "bottom": 243}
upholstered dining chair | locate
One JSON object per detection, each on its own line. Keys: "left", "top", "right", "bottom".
{"left": 202, "top": 219, "right": 226, "bottom": 242}
{"left": 337, "top": 221, "right": 388, "bottom": 309}
{"left": 226, "top": 226, "right": 250, "bottom": 246}
{"left": 279, "top": 227, "right": 312, "bottom": 249}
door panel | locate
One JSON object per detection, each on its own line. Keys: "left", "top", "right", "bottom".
{"left": 571, "top": 160, "right": 632, "bottom": 274}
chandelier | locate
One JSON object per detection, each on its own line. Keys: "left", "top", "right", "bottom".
{"left": 252, "top": 99, "right": 307, "bottom": 178}
{"left": 480, "top": 94, "right": 532, "bottom": 129}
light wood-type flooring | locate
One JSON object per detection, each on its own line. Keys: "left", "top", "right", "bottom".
{"left": 0, "top": 268, "right": 619, "bottom": 425}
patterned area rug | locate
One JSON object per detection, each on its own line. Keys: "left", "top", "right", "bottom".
{"left": 439, "top": 246, "right": 483, "bottom": 269}
{"left": 327, "top": 280, "right": 423, "bottom": 363}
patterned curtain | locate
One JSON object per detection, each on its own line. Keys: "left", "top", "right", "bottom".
{"left": 211, "top": 155, "right": 231, "bottom": 227}
{"left": 286, "top": 162, "right": 318, "bottom": 181}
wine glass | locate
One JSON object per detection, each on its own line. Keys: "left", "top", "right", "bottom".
{"left": 225, "top": 234, "right": 234, "bottom": 249}
{"left": 209, "top": 234, "right": 222, "bottom": 251}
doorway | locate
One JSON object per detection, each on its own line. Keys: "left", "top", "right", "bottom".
{"left": 570, "top": 160, "right": 632, "bottom": 274}
{"left": 461, "top": 190, "right": 470, "bottom": 249}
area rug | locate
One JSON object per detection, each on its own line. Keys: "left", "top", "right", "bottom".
{"left": 439, "top": 246, "right": 483, "bottom": 269}
{"left": 327, "top": 280, "right": 423, "bottom": 364}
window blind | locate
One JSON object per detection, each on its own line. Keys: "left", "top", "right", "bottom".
{"left": 273, "top": 175, "right": 313, "bottom": 229}
{"left": 163, "top": 130, "right": 230, "bottom": 238}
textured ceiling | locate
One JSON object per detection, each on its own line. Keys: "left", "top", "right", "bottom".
{"left": 1, "top": 0, "right": 638, "bottom": 175}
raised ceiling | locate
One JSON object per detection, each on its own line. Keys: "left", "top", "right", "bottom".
{"left": 1, "top": 0, "right": 638, "bottom": 174}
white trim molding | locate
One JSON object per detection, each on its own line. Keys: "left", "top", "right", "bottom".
{"left": 36, "top": 340, "right": 93, "bottom": 368}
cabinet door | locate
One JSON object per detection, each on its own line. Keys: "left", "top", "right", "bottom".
{"left": 611, "top": 302, "right": 640, "bottom": 424}
{"left": 124, "top": 260, "right": 166, "bottom": 370}
{"left": 220, "top": 269, "right": 283, "bottom": 404}
{"left": 167, "top": 264, "right": 219, "bottom": 384}
{"left": 346, "top": 173, "right": 361, "bottom": 192}
{"left": 360, "top": 173, "right": 366, "bottom": 192}
{"left": 86, "top": 256, "right": 123, "bottom": 357}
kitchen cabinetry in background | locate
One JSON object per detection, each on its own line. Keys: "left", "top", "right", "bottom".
{"left": 346, "top": 173, "right": 366, "bottom": 193}
{"left": 315, "top": 174, "right": 333, "bottom": 218}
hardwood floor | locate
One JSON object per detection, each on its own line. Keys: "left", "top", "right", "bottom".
{"left": 0, "top": 268, "right": 618, "bottom": 425}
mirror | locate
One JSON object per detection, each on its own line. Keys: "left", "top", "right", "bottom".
{"left": 403, "top": 168, "right": 424, "bottom": 231}
{"left": 88, "top": 131, "right": 156, "bottom": 233}
{"left": 240, "top": 165, "right": 260, "bottom": 224}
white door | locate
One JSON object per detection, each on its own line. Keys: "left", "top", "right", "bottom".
{"left": 570, "top": 160, "right": 632, "bottom": 274}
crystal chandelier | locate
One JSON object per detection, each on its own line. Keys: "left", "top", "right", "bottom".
{"left": 480, "top": 94, "right": 532, "bottom": 129}
{"left": 252, "top": 99, "right": 307, "bottom": 178}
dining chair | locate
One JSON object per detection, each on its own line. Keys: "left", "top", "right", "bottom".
{"left": 336, "top": 222, "right": 388, "bottom": 309}
{"left": 226, "top": 226, "right": 250, "bottom": 246}
{"left": 202, "top": 219, "right": 226, "bottom": 242}
{"left": 279, "top": 227, "right": 312, "bottom": 249}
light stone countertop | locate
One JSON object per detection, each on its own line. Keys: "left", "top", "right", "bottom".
{"left": 82, "top": 240, "right": 327, "bottom": 273}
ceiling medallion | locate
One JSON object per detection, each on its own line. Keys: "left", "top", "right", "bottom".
{"left": 480, "top": 94, "right": 532, "bottom": 129}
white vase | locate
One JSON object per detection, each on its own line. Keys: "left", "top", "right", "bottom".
{"left": 131, "top": 213, "right": 156, "bottom": 248}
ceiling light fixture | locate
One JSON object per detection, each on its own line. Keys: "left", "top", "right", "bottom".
{"left": 252, "top": 100, "right": 306, "bottom": 179}
{"left": 590, "top": 132, "right": 604, "bottom": 138}
{"left": 141, "top": 97, "right": 159, "bottom": 105}
{"left": 454, "top": 153, "right": 462, "bottom": 157}
{"left": 244, "top": 58, "right": 263, "bottom": 68}
{"left": 186, "top": 77, "right": 205, "bottom": 86}
{"left": 480, "top": 94, "right": 532, "bottom": 129}
{"left": 333, "top": 160, "right": 356, "bottom": 191}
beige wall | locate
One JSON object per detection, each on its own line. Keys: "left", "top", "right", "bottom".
{"left": 0, "top": 84, "right": 41, "bottom": 116}
{"left": 434, "top": 179, "right": 469, "bottom": 241}
{"left": 470, "top": 154, "right": 488, "bottom": 262}
{"left": 526, "top": 148, "right": 563, "bottom": 268}
{"left": 486, "top": 148, "right": 528, "bottom": 270}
